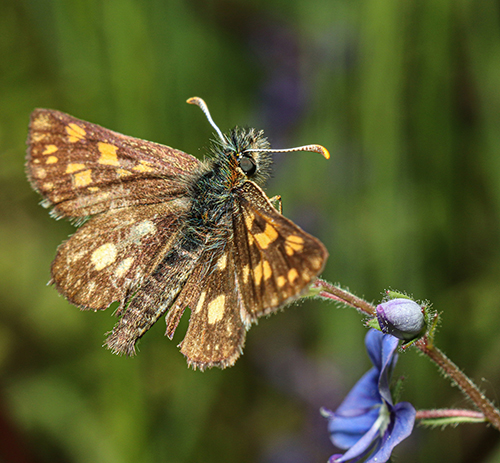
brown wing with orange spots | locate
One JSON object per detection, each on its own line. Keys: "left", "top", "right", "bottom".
{"left": 233, "top": 181, "right": 328, "bottom": 321}
{"left": 161, "top": 180, "right": 328, "bottom": 371}
{"left": 171, "top": 249, "right": 247, "bottom": 370}
{"left": 51, "top": 199, "right": 191, "bottom": 311}
{"left": 26, "top": 109, "right": 200, "bottom": 218}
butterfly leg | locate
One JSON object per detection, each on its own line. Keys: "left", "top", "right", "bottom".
{"left": 269, "top": 195, "right": 282, "bottom": 214}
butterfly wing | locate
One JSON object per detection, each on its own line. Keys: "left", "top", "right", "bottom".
{"left": 27, "top": 108, "right": 329, "bottom": 368}
{"left": 51, "top": 198, "right": 191, "bottom": 311}
{"left": 174, "top": 249, "right": 247, "bottom": 370}
{"left": 26, "top": 109, "right": 200, "bottom": 218}
{"left": 104, "top": 236, "right": 205, "bottom": 356}
{"left": 164, "top": 181, "right": 328, "bottom": 370}
{"left": 233, "top": 181, "right": 328, "bottom": 322}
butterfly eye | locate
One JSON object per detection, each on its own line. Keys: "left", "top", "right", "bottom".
{"left": 239, "top": 156, "right": 257, "bottom": 176}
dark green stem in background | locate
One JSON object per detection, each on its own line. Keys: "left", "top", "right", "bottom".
{"left": 313, "top": 279, "right": 500, "bottom": 432}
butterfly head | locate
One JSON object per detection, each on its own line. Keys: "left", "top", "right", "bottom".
{"left": 221, "top": 126, "right": 272, "bottom": 187}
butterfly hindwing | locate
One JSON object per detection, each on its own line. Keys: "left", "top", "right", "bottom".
{"left": 105, "top": 238, "right": 205, "bottom": 356}
{"left": 26, "top": 109, "right": 200, "bottom": 218}
{"left": 51, "top": 198, "right": 191, "bottom": 311}
{"left": 177, "top": 249, "right": 247, "bottom": 370}
{"left": 233, "top": 181, "right": 328, "bottom": 321}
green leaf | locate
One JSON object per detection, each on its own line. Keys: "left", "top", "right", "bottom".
{"left": 419, "top": 416, "right": 486, "bottom": 429}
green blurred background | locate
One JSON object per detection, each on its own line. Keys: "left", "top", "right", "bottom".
{"left": 2, "top": 0, "right": 500, "bottom": 461}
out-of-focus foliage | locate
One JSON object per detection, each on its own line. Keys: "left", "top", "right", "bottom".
{"left": 2, "top": 0, "right": 500, "bottom": 461}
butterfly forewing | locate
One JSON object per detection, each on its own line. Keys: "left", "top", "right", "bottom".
{"left": 233, "top": 182, "right": 328, "bottom": 321}
{"left": 27, "top": 109, "right": 200, "bottom": 218}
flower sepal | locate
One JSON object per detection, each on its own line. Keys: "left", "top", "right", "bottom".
{"left": 366, "top": 317, "right": 382, "bottom": 332}
{"left": 386, "top": 290, "right": 412, "bottom": 300}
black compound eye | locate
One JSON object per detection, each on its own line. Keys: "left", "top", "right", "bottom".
{"left": 239, "top": 156, "right": 257, "bottom": 176}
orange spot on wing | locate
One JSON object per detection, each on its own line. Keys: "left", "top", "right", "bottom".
{"left": 32, "top": 113, "right": 51, "bottom": 131}
{"left": 42, "top": 144, "right": 58, "bottom": 155}
{"left": 34, "top": 167, "right": 46, "bottom": 179}
{"left": 66, "top": 123, "right": 86, "bottom": 142}
{"left": 117, "top": 168, "right": 132, "bottom": 178}
{"left": 254, "top": 261, "right": 263, "bottom": 285}
{"left": 132, "top": 161, "right": 154, "bottom": 173}
{"left": 262, "top": 260, "right": 273, "bottom": 280}
{"left": 66, "top": 163, "right": 85, "bottom": 173}
{"left": 195, "top": 291, "right": 207, "bottom": 314}
{"left": 244, "top": 211, "right": 255, "bottom": 230}
{"left": 207, "top": 295, "right": 226, "bottom": 324}
{"left": 310, "top": 256, "right": 323, "bottom": 270}
{"left": 98, "top": 142, "right": 119, "bottom": 166}
{"left": 285, "top": 235, "right": 305, "bottom": 255}
{"left": 73, "top": 169, "right": 92, "bottom": 187}
{"left": 242, "top": 265, "right": 250, "bottom": 284}
{"left": 254, "top": 223, "right": 279, "bottom": 249}
{"left": 31, "top": 133, "right": 47, "bottom": 143}
{"left": 287, "top": 268, "right": 299, "bottom": 283}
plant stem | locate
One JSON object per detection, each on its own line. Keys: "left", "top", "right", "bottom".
{"left": 415, "top": 338, "right": 500, "bottom": 431}
{"left": 312, "top": 279, "right": 376, "bottom": 316}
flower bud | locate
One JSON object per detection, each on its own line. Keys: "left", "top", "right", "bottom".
{"left": 376, "top": 298, "right": 425, "bottom": 341}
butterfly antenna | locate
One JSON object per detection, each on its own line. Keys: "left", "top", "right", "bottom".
{"left": 246, "top": 144, "right": 330, "bottom": 159}
{"left": 187, "top": 97, "right": 225, "bottom": 142}
{"left": 187, "top": 97, "right": 329, "bottom": 159}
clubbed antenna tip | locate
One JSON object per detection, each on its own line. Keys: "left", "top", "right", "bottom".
{"left": 187, "top": 97, "right": 224, "bottom": 142}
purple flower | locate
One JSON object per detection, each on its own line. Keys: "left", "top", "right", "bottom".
{"left": 322, "top": 330, "right": 415, "bottom": 463}
{"left": 376, "top": 298, "right": 425, "bottom": 341}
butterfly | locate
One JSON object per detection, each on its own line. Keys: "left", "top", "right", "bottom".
{"left": 26, "top": 97, "right": 329, "bottom": 370}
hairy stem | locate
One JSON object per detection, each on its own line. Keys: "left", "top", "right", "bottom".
{"left": 415, "top": 338, "right": 500, "bottom": 431}
{"left": 312, "top": 279, "right": 376, "bottom": 316}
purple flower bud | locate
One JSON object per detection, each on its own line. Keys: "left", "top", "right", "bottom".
{"left": 376, "top": 298, "right": 425, "bottom": 341}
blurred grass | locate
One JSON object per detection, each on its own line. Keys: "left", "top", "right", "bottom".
{"left": 2, "top": 0, "right": 500, "bottom": 462}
